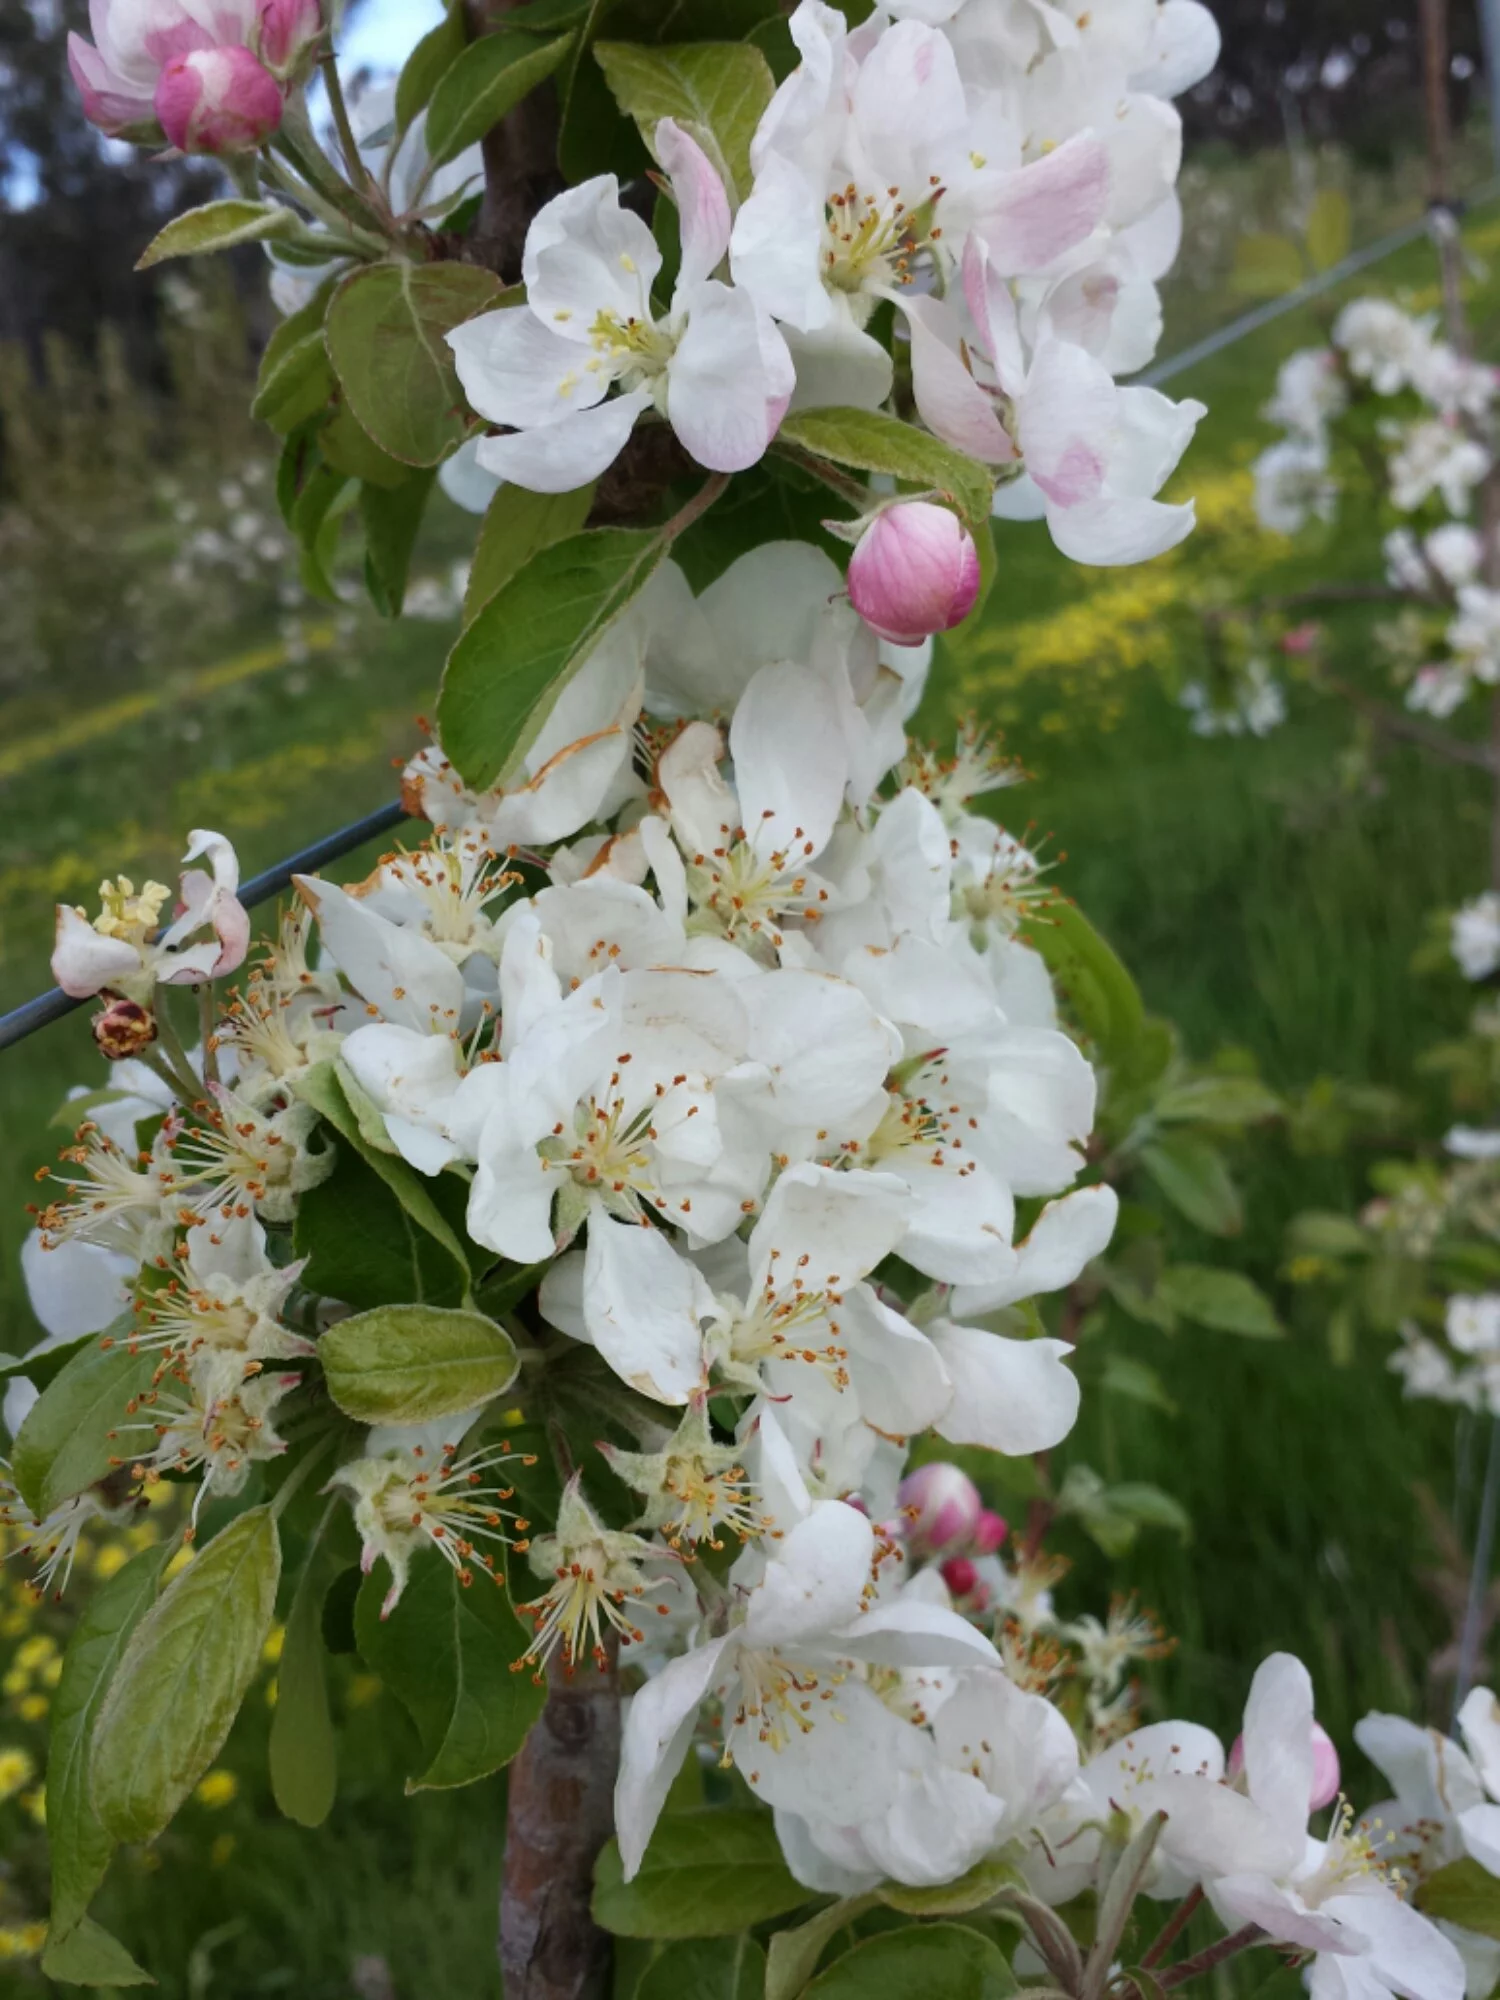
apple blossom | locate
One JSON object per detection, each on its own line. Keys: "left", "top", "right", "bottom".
{"left": 846, "top": 502, "right": 981, "bottom": 645}
{"left": 154, "top": 43, "right": 284, "bottom": 154}
{"left": 897, "top": 1461, "right": 983, "bottom": 1553}
{"left": 52, "top": 829, "right": 249, "bottom": 1004}
{"left": 446, "top": 123, "right": 792, "bottom": 493}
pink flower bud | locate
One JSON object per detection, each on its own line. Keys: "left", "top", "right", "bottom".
{"left": 898, "top": 1462, "right": 982, "bottom": 1554}
{"left": 847, "top": 501, "right": 981, "bottom": 647}
{"left": 940, "top": 1555, "right": 980, "bottom": 1599}
{"left": 256, "top": 0, "right": 322, "bottom": 76}
{"left": 155, "top": 45, "right": 284, "bottom": 155}
{"left": 1228, "top": 1721, "right": 1340, "bottom": 1813}
{"left": 972, "top": 1508, "right": 1008, "bottom": 1555}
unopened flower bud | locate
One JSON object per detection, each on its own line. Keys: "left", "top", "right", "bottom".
{"left": 847, "top": 501, "right": 981, "bottom": 647}
{"left": 940, "top": 1555, "right": 979, "bottom": 1598}
{"left": 256, "top": 0, "right": 323, "bottom": 77}
{"left": 155, "top": 46, "right": 284, "bottom": 155}
{"left": 898, "top": 1462, "right": 982, "bottom": 1554}
{"left": 972, "top": 1508, "right": 1008, "bottom": 1555}
{"left": 1229, "top": 1720, "right": 1340, "bottom": 1812}
{"left": 91, "top": 997, "right": 158, "bottom": 1061}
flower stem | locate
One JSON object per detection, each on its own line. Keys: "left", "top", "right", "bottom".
{"left": 662, "top": 471, "right": 731, "bottom": 544}
{"left": 1158, "top": 1923, "right": 1263, "bottom": 1991}
{"left": 1141, "top": 1885, "right": 1203, "bottom": 1969}
{"left": 320, "top": 53, "right": 371, "bottom": 196}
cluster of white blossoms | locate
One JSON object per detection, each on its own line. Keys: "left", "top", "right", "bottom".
{"left": 1252, "top": 299, "right": 1500, "bottom": 720}
{"left": 447, "top": 0, "right": 1215, "bottom": 566}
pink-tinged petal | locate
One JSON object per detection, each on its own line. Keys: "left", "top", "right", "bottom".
{"left": 850, "top": 20, "right": 966, "bottom": 196}
{"left": 154, "top": 44, "right": 283, "bottom": 154}
{"left": 1104, "top": 94, "right": 1182, "bottom": 229}
{"left": 68, "top": 32, "right": 159, "bottom": 132}
{"left": 667, "top": 281, "right": 776, "bottom": 472}
{"left": 902, "top": 295, "right": 1016, "bottom": 464}
{"left": 656, "top": 117, "right": 731, "bottom": 290}
{"left": 474, "top": 389, "right": 651, "bottom": 494}
{"left": 847, "top": 501, "right": 982, "bottom": 645}
{"left": 1047, "top": 494, "right": 1197, "bottom": 566}
{"left": 974, "top": 133, "right": 1110, "bottom": 276}
{"left": 52, "top": 906, "right": 141, "bottom": 999}
{"left": 961, "top": 234, "right": 1026, "bottom": 393}
{"left": 1015, "top": 337, "right": 1115, "bottom": 504}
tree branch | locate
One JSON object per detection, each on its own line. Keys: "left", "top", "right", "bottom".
{"left": 1320, "top": 672, "right": 1500, "bottom": 774}
{"left": 462, "top": 0, "right": 565, "bottom": 279}
{"left": 1157, "top": 1923, "right": 1264, "bottom": 1991}
{"left": 500, "top": 1650, "right": 621, "bottom": 2000}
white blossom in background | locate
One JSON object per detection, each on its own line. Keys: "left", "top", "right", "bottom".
{"left": 1453, "top": 893, "right": 1500, "bottom": 982}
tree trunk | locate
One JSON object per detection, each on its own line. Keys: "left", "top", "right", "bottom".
{"left": 499, "top": 1654, "right": 621, "bottom": 2000}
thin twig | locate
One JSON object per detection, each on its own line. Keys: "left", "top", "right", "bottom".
{"left": 1157, "top": 1924, "right": 1264, "bottom": 1991}
{"left": 1320, "top": 673, "right": 1499, "bottom": 774}
{"left": 1142, "top": 1886, "right": 1204, "bottom": 1969}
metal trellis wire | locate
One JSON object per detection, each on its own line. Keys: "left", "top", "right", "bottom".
{"left": 0, "top": 798, "right": 406, "bottom": 1055}
{"left": 5, "top": 183, "right": 1500, "bottom": 1058}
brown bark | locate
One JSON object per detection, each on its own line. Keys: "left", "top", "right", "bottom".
{"left": 462, "top": 0, "right": 565, "bottom": 281}
{"left": 500, "top": 1652, "right": 621, "bottom": 2000}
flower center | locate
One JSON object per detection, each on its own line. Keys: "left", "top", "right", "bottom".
{"left": 822, "top": 180, "right": 941, "bottom": 314}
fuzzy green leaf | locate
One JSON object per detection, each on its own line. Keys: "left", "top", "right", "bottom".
{"left": 361, "top": 467, "right": 438, "bottom": 617}
{"left": 46, "top": 1545, "right": 172, "bottom": 1945}
{"left": 464, "top": 481, "right": 597, "bottom": 625}
{"left": 268, "top": 1502, "right": 355, "bottom": 1828}
{"left": 325, "top": 262, "right": 505, "bottom": 467}
{"left": 1417, "top": 1857, "right": 1500, "bottom": 1939}
{"left": 251, "top": 288, "right": 335, "bottom": 434}
{"left": 636, "top": 1936, "right": 766, "bottom": 2000}
{"left": 594, "top": 39, "right": 775, "bottom": 198}
{"left": 11, "top": 1327, "right": 159, "bottom": 1519}
{"left": 777, "top": 407, "right": 994, "bottom": 534}
{"left": 1156, "top": 1264, "right": 1283, "bottom": 1338}
{"left": 425, "top": 30, "right": 576, "bottom": 166}
{"left": 91, "top": 1508, "right": 281, "bottom": 1846}
{"left": 40, "top": 1913, "right": 153, "bottom": 1987}
{"left": 136, "top": 199, "right": 297, "bottom": 270}
{"left": 395, "top": 3, "right": 467, "bottom": 134}
{"left": 1139, "top": 1135, "right": 1243, "bottom": 1237}
{"left": 438, "top": 525, "right": 671, "bottom": 789}
{"left": 593, "top": 1810, "right": 811, "bottom": 1937}
{"left": 804, "top": 1923, "right": 1015, "bottom": 2000}
{"left": 354, "top": 1549, "right": 544, "bottom": 1788}
{"left": 319, "top": 1305, "right": 519, "bottom": 1425}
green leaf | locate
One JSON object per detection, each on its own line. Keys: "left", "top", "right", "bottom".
{"left": 1286, "top": 1211, "right": 1369, "bottom": 1259}
{"left": 92, "top": 1507, "right": 281, "bottom": 1846}
{"left": 321, "top": 402, "right": 411, "bottom": 488}
{"left": 294, "top": 1062, "right": 473, "bottom": 1294}
{"left": 269, "top": 1501, "right": 353, "bottom": 1829}
{"left": 1230, "top": 232, "right": 1305, "bottom": 297}
{"left": 1097, "top": 1352, "right": 1178, "bottom": 1413}
{"left": 766, "top": 1897, "right": 878, "bottom": 2000}
{"left": 880, "top": 1854, "right": 1022, "bottom": 1916}
{"left": 1156, "top": 1264, "right": 1283, "bottom": 1338}
{"left": 136, "top": 198, "right": 297, "bottom": 270}
{"left": 464, "top": 481, "right": 597, "bottom": 626}
{"left": 354, "top": 1549, "right": 545, "bottom": 1788}
{"left": 1304, "top": 188, "right": 1351, "bottom": 273}
{"left": 318, "top": 1304, "right": 519, "bottom": 1425}
{"left": 325, "top": 262, "right": 505, "bottom": 468}
{"left": 1417, "top": 1857, "right": 1500, "bottom": 1939}
{"left": 1139, "top": 1135, "right": 1243, "bottom": 1237}
{"left": 595, "top": 40, "right": 775, "bottom": 199}
{"left": 804, "top": 1923, "right": 1015, "bottom": 2000}
{"left": 777, "top": 407, "right": 994, "bottom": 535}
{"left": 362, "top": 468, "right": 438, "bottom": 617}
{"left": 46, "top": 1545, "right": 172, "bottom": 1945}
{"left": 40, "top": 1913, "right": 153, "bottom": 1987}
{"left": 1019, "top": 901, "right": 1146, "bottom": 1072}
{"left": 252, "top": 289, "right": 335, "bottom": 435}
{"left": 395, "top": 2, "right": 466, "bottom": 134}
{"left": 425, "top": 30, "right": 577, "bottom": 166}
{"left": 593, "top": 1809, "right": 811, "bottom": 1937}
{"left": 438, "top": 524, "right": 672, "bottom": 789}
{"left": 11, "top": 1328, "right": 159, "bottom": 1519}
{"left": 1154, "top": 1075, "right": 1282, "bottom": 1125}
{"left": 0, "top": 1331, "right": 98, "bottom": 1391}
{"left": 636, "top": 1936, "right": 766, "bottom": 2000}
{"left": 293, "top": 1143, "right": 472, "bottom": 1311}
{"left": 290, "top": 457, "right": 350, "bottom": 602}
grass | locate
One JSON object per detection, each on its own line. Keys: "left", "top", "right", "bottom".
{"left": 3, "top": 192, "right": 1500, "bottom": 1995}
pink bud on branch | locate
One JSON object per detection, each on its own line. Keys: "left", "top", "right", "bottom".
{"left": 847, "top": 501, "right": 981, "bottom": 646}
{"left": 898, "top": 1462, "right": 982, "bottom": 1554}
{"left": 255, "top": 0, "right": 323, "bottom": 77}
{"left": 155, "top": 46, "right": 284, "bottom": 155}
